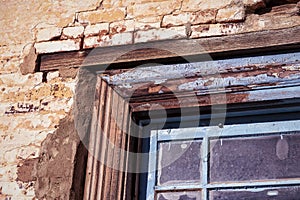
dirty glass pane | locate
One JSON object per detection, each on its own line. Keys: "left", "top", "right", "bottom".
{"left": 157, "top": 190, "right": 201, "bottom": 200}
{"left": 209, "top": 186, "right": 300, "bottom": 200}
{"left": 210, "top": 133, "right": 300, "bottom": 182}
{"left": 157, "top": 139, "right": 202, "bottom": 186}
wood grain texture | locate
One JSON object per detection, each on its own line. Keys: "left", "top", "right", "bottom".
{"left": 83, "top": 78, "right": 134, "bottom": 200}
{"left": 39, "top": 26, "right": 300, "bottom": 71}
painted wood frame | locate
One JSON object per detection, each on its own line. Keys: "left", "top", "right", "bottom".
{"left": 147, "top": 120, "right": 300, "bottom": 200}
{"left": 82, "top": 51, "right": 300, "bottom": 199}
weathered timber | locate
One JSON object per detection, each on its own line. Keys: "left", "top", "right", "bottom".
{"left": 39, "top": 26, "right": 300, "bottom": 71}
{"left": 129, "top": 85, "right": 300, "bottom": 112}
{"left": 99, "top": 52, "right": 300, "bottom": 101}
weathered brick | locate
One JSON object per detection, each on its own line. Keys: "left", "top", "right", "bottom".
{"left": 162, "top": 10, "right": 216, "bottom": 27}
{"left": 0, "top": 57, "right": 20, "bottom": 75}
{"left": 84, "top": 23, "right": 109, "bottom": 37}
{"left": 190, "top": 4, "right": 300, "bottom": 39}
{"left": 0, "top": 0, "right": 99, "bottom": 46}
{"left": 102, "top": 0, "right": 126, "bottom": 8}
{"left": 83, "top": 32, "right": 133, "bottom": 48}
{"left": 0, "top": 45, "right": 23, "bottom": 60}
{"left": 34, "top": 39, "right": 81, "bottom": 54}
{"left": 0, "top": 0, "right": 101, "bottom": 198}
{"left": 20, "top": 44, "right": 37, "bottom": 75}
{"left": 243, "top": 0, "right": 266, "bottom": 11}
{"left": 78, "top": 7, "right": 126, "bottom": 24}
{"left": 127, "top": 0, "right": 181, "bottom": 18}
{"left": 181, "top": 0, "right": 234, "bottom": 12}
{"left": 162, "top": 13, "right": 190, "bottom": 27}
{"left": 216, "top": 6, "right": 246, "bottom": 23}
{"left": 134, "top": 26, "right": 186, "bottom": 43}
{"left": 47, "top": 71, "right": 60, "bottom": 81}
{"left": 134, "top": 16, "right": 161, "bottom": 30}
{"left": 61, "top": 26, "right": 84, "bottom": 39}
{"left": 123, "top": 0, "right": 171, "bottom": 5}
{"left": 110, "top": 20, "right": 135, "bottom": 34}
{"left": 192, "top": 9, "right": 217, "bottom": 24}
{"left": 2, "top": 1, "right": 300, "bottom": 200}
{"left": 191, "top": 23, "right": 243, "bottom": 38}
{"left": 242, "top": 5, "right": 300, "bottom": 33}
{"left": 0, "top": 72, "right": 43, "bottom": 88}
{"left": 35, "top": 27, "right": 62, "bottom": 42}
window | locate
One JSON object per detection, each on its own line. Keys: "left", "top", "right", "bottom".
{"left": 80, "top": 49, "right": 300, "bottom": 200}
{"left": 146, "top": 120, "right": 300, "bottom": 200}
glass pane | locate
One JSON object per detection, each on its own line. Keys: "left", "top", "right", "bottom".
{"left": 209, "top": 186, "right": 300, "bottom": 200}
{"left": 210, "top": 133, "right": 300, "bottom": 182}
{"left": 157, "top": 139, "right": 202, "bottom": 186}
{"left": 157, "top": 191, "right": 201, "bottom": 200}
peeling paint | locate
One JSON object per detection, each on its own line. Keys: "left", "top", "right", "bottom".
{"left": 104, "top": 52, "right": 300, "bottom": 86}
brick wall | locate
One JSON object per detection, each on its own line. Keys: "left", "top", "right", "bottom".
{"left": 0, "top": 0, "right": 299, "bottom": 199}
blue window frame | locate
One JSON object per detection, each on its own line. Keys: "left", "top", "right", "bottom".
{"left": 146, "top": 120, "right": 300, "bottom": 200}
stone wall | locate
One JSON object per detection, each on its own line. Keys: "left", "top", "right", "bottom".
{"left": 0, "top": 0, "right": 299, "bottom": 199}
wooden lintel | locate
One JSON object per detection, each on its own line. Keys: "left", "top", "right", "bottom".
{"left": 39, "top": 26, "right": 300, "bottom": 71}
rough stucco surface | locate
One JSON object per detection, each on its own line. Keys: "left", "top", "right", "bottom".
{"left": 0, "top": 0, "right": 299, "bottom": 199}
{"left": 24, "top": 114, "right": 79, "bottom": 199}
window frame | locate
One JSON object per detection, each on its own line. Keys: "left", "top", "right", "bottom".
{"left": 80, "top": 50, "right": 300, "bottom": 200}
{"left": 147, "top": 120, "right": 300, "bottom": 200}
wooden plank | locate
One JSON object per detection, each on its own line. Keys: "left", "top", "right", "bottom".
{"left": 90, "top": 80, "right": 108, "bottom": 199}
{"left": 39, "top": 26, "right": 300, "bottom": 71}
{"left": 117, "top": 100, "right": 130, "bottom": 200}
{"left": 84, "top": 77, "right": 134, "bottom": 200}
{"left": 130, "top": 85, "right": 300, "bottom": 112}
{"left": 95, "top": 84, "right": 113, "bottom": 199}
{"left": 109, "top": 94, "right": 126, "bottom": 200}
{"left": 83, "top": 77, "right": 102, "bottom": 199}
{"left": 101, "top": 89, "right": 118, "bottom": 199}
{"left": 101, "top": 52, "right": 300, "bottom": 86}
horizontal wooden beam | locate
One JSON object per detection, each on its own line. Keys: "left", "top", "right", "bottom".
{"left": 39, "top": 26, "right": 300, "bottom": 71}
{"left": 129, "top": 85, "right": 300, "bottom": 112}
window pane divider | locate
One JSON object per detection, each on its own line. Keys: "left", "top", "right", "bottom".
{"left": 201, "top": 135, "right": 209, "bottom": 199}
{"left": 158, "top": 120, "right": 300, "bottom": 142}
{"left": 154, "top": 179, "right": 300, "bottom": 191}
{"left": 146, "top": 130, "right": 158, "bottom": 200}
{"left": 207, "top": 179, "right": 300, "bottom": 188}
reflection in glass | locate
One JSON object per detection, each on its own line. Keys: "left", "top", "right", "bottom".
{"left": 210, "top": 133, "right": 300, "bottom": 182}
{"left": 157, "top": 190, "right": 201, "bottom": 200}
{"left": 158, "top": 139, "right": 202, "bottom": 186}
{"left": 209, "top": 186, "right": 300, "bottom": 200}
